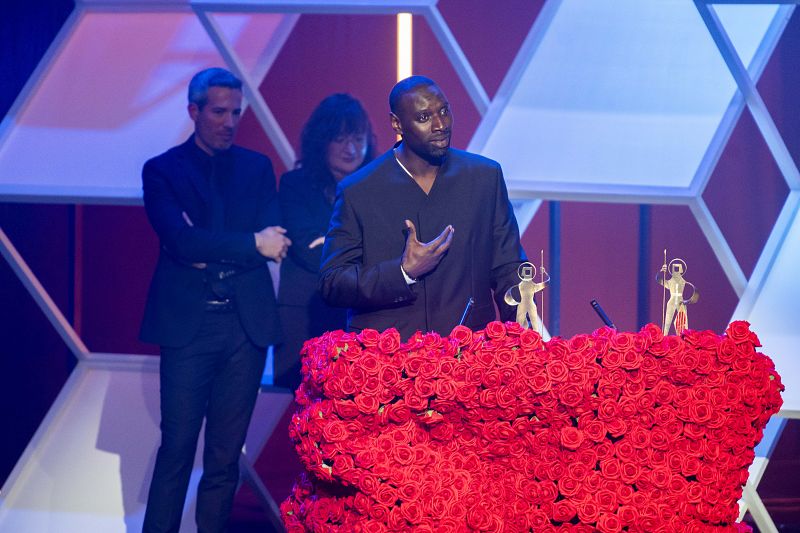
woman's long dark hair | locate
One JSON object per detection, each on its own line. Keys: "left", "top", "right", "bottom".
{"left": 298, "top": 93, "right": 377, "bottom": 201}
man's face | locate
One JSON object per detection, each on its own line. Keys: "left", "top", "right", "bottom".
{"left": 391, "top": 84, "right": 452, "bottom": 163}
{"left": 326, "top": 132, "right": 368, "bottom": 181}
{"left": 189, "top": 86, "right": 242, "bottom": 155}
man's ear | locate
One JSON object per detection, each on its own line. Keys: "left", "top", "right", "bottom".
{"left": 188, "top": 103, "right": 199, "bottom": 122}
{"left": 390, "top": 112, "right": 402, "bottom": 136}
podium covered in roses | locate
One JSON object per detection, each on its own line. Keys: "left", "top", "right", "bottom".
{"left": 280, "top": 321, "right": 783, "bottom": 532}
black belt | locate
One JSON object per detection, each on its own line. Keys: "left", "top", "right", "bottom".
{"left": 204, "top": 298, "right": 236, "bottom": 312}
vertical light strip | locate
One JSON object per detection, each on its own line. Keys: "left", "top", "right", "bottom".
{"left": 397, "top": 13, "right": 413, "bottom": 81}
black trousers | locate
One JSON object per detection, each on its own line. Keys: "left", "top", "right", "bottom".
{"left": 143, "top": 310, "right": 266, "bottom": 533}
{"left": 274, "top": 297, "right": 346, "bottom": 390}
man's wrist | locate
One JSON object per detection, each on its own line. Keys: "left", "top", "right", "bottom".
{"left": 400, "top": 264, "right": 417, "bottom": 285}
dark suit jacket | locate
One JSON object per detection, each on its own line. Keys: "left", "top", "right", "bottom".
{"left": 319, "top": 147, "right": 526, "bottom": 340}
{"left": 140, "top": 137, "right": 282, "bottom": 348}
{"left": 277, "top": 167, "right": 335, "bottom": 307}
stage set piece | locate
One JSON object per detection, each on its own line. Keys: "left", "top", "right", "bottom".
{"left": 282, "top": 321, "right": 782, "bottom": 532}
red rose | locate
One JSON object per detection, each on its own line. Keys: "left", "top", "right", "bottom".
{"left": 520, "top": 328, "right": 543, "bottom": 350}
{"left": 611, "top": 331, "right": 635, "bottom": 351}
{"left": 374, "top": 483, "right": 398, "bottom": 507}
{"left": 495, "top": 347, "right": 519, "bottom": 367}
{"left": 399, "top": 500, "right": 423, "bottom": 525}
{"left": 600, "top": 458, "right": 621, "bottom": 480}
{"left": 449, "top": 324, "right": 473, "bottom": 347}
{"left": 552, "top": 499, "right": 577, "bottom": 522}
{"left": 561, "top": 427, "right": 583, "bottom": 450}
{"left": 558, "top": 384, "right": 585, "bottom": 407}
{"left": 727, "top": 320, "right": 752, "bottom": 343}
{"left": 334, "top": 399, "right": 361, "bottom": 419}
{"left": 322, "top": 420, "right": 348, "bottom": 442}
{"left": 405, "top": 391, "right": 428, "bottom": 411}
{"left": 530, "top": 373, "right": 552, "bottom": 394}
{"left": 696, "top": 463, "right": 718, "bottom": 485}
{"left": 383, "top": 401, "right": 412, "bottom": 424}
{"left": 576, "top": 499, "right": 601, "bottom": 524}
{"left": 362, "top": 375, "right": 382, "bottom": 396}
{"left": 527, "top": 509, "right": 550, "bottom": 529}
{"left": 545, "top": 360, "right": 569, "bottom": 382}
{"left": 466, "top": 504, "right": 493, "bottom": 530}
{"left": 640, "top": 322, "right": 664, "bottom": 342}
{"left": 432, "top": 378, "right": 457, "bottom": 402}
{"left": 377, "top": 329, "right": 400, "bottom": 353}
{"left": 617, "top": 504, "right": 638, "bottom": 525}
{"left": 558, "top": 474, "right": 582, "bottom": 497}
{"left": 356, "top": 353, "right": 381, "bottom": 375}
{"left": 484, "top": 320, "right": 507, "bottom": 340}
{"left": 505, "top": 321, "right": 524, "bottom": 335}
{"left": 605, "top": 418, "right": 628, "bottom": 438}
{"left": 332, "top": 451, "right": 355, "bottom": 477}
{"left": 496, "top": 386, "right": 518, "bottom": 409}
{"left": 357, "top": 329, "right": 380, "bottom": 347}
{"left": 717, "top": 337, "right": 738, "bottom": 365}
{"left": 354, "top": 393, "right": 380, "bottom": 414}
{"left": 562, "top": 349, "right": 586, "bottom": 371}
{"left": 616, "top": 461, "right": 639, "bottom": 486}
{"left": 595, "top": 488, "right": 618, "bottom": 512}
{"left": 685, "top": 481, "right": 704, "bottom": 503}
{"left": 629, "top": 427, "right": 651, "bottom": 449}
{"left": 597, "top": 512, "right": 622, "bottom": 532}
{"left": 414, "top": 376, "right": 436, "bottom": 398}
{"left": 582, "top": 419, "right": 607, "bottom": 442}
{"left": 603, "top": 349, "right": 623, "bottom": 369}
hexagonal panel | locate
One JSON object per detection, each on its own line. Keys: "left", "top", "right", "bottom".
{"left": 703, "top": 107, "right": 789, "bottom": 279}
{"left": 0, "top": 10, "right": 290, "bottom": 202}
{"left": 470, "top": 0, "right": 780, "bottom": 201}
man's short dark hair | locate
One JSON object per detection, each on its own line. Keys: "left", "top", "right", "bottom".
{"left": 188, "top": 67, "right": 242, "bottom": 109}
{"left": 389, "top": 75, "right": 437, "bottom": 114}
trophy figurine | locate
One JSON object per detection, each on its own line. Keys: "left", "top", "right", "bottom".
{"left": 656, "top": 252, "right": 699, "bottom": 335}
{"left": 504, "top": 257, "right": 549, "bottom": 332}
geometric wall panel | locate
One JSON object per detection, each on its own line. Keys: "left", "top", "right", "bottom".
{"left": 0, "top": 358, "right": 292, "bottom": 532}
{"left": 471, "top": 0, "right": 782, "bottom": 202}
{"left": 3, "top": 1, "right": 798, "bottom": 530}
{"left": 0, "top": 10, "right": 291, "bottom": 202}
{"left": 734, "top": 196, "right": 800, "bottom": 416}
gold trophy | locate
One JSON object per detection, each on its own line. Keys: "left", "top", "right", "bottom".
{"left": 657, "top": 251, "right": 699, "bottom": 335}
{"left": 504, "top": 252, "right": 549, "bottom": 333}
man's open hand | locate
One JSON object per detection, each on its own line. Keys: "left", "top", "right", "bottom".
{"left": 255, "top": 226, "right": 291, "bottom": 262}
{"left": 401, "top": 220, "right": 454, "bottom": 280}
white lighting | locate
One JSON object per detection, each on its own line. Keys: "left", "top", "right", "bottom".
{"left": 397, "top": 13, "right": 412, "bottom": 81}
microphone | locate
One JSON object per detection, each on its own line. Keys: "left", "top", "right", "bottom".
{"left": 459, "top": 297, "right": 475, "bottom": 326}
{"left": 590, "top": 299, "right": 616, "bottom": 329}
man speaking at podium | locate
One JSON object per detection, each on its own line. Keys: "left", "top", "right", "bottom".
{"left": 320, "top": 76, "right": 526, "bottom": 339}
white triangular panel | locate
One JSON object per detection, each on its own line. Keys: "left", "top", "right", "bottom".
{"left": 471, "top": 0, "right": 778, "bottom": 202}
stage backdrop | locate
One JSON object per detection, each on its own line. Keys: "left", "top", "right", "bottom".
{"left": 1, "top": 0, "right": 798, "bottom": 523}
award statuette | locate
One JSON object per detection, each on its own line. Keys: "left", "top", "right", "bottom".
{"left": 504, "top": 258, "right": 550, "bottom": 332}
{"left": 657, "top": 251, "right": 699, "bottom": 335}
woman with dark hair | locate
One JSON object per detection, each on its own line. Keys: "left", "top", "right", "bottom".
{"left": 274, "top": 93, "right": 377, "bottom": 389}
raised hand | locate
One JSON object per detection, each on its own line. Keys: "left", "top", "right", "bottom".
{"left": 255, "top": 225, "right": 292, "bottom": 262}
{"left": 401, "top": 220, "right": 454, "bottom": 280}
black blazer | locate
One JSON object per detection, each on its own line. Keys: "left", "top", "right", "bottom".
{"left": 140, "top": 137, "right": 282, "bottom": 348}
{"left": 277, "top": 167, "right": 335, "bottom": 306}
{"left": 320, "top": 147, "right": 526, "bottom": 340}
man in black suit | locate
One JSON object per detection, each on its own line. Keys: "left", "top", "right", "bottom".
{"left": 140, "top": 67, "right": 290, "bottom": 533}
{"left": 320, "top": 76, "right": 526, "bottom": 339}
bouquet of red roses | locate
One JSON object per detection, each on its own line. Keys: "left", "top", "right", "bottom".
{"left": 281, "top": 321, "right": 782, "bottom": 532}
